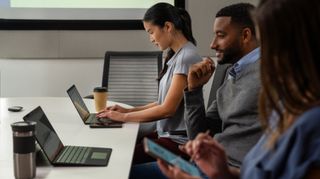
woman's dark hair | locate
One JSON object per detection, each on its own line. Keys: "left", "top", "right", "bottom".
{"left": 256, "top": 0, "right": 320, "bottom": 146}
{"left": 143, "top": 2, "right": 196, "bottom": 80}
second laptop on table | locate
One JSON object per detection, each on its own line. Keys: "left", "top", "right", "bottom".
{"left": 67, "top": 85, "right": 123, "bottom": 126}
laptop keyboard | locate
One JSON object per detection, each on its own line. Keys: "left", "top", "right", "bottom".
{"left": 56, "top": 146, "right": 92, "bottom": 164}
{"left": 87, "top": 114, "right": 114, "bottom": 123}
{"left": 87, "top": 114, "right": 97, "bottom": 123}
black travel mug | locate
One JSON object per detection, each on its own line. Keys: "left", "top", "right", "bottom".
{"left": 11, "top": 121, "right": 36, "bottom": 179}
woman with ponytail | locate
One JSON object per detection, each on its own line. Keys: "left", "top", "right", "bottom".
{"left": 97, "top": 2, "right": 202, "bottom": 164}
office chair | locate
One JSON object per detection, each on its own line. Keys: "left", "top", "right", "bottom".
{"left": 102, "top": 51, "right": 162, "bottom": 140}
{"left": 201, "top": 63, "right": 231, "bottom": 137}
{"left": 102, "top": 51, "right": 162, "bottom": 107}
{"left": 207, "top": 63, "right": 231, "bottom": 106}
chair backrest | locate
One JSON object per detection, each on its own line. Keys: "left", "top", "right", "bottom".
{"left": 207, "top": 63, "right": 231, "bottom": 107}
{"left": 102, "top": 51, "right": 162, "bottom": 107}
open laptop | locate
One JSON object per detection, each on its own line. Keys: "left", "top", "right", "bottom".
{"left": 67, "top": 85, "right": 122, "bottom": 125}
{"left": 23, "top": 106, "right": 112, "bottom": 166}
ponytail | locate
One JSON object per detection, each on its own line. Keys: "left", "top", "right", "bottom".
{"left": 144, "top": 3, "right": 196, "bottom": 80}
{"left": 176, "top": 8, "right": 196, "bottom": 45}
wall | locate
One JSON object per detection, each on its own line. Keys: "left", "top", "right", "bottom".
{"left": 0, "top": 0, "right": 258, "bottom": 99}
{"left": 0, "top": 58, "right": 103, "bottom": 97}
{"left": 0, "top": 0, "right": 258, "bottom": 58}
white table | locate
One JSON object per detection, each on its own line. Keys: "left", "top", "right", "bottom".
{"left": 0, "top": 97, "right": 139, "bottom": 179}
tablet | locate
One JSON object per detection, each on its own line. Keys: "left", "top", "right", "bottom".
{"left": 143, "top": 138, "right": 201, "bottom": 177}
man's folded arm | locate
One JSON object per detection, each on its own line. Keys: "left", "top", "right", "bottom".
{"left": 184, "top": 87, "right": 222, "bottom": 139}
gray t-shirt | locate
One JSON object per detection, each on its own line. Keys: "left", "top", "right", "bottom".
{"left": 157, "top": 42, "right": 202, "bottom": 144}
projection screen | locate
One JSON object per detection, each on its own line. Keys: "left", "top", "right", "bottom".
{"left": 0, "top": 0, "right": 185, "bottom": 30}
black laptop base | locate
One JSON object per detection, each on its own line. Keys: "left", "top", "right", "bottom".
{"left": 53, "top": 146, "right": 112, "bottom": 166}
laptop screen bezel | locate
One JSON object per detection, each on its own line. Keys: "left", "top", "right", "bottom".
{"left": 23, "top": 106, "right": 65, "bottom": 163}
{"left": 66, "top": 85, "right": 91, "bottom": 122}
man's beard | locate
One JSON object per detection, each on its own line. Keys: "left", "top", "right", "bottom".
{"left": 217, "top": 41, "right": 242, "bottom": 65}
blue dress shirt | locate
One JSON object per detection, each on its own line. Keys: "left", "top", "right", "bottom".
{"left": 241, "top": 107, "right": 320, "bottom": 179}
{"left": 228, "top": 47, "right": 260, "bottom": 79}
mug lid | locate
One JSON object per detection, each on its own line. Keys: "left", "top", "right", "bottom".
{"left": 94, "top": 87, "right": 107, "bottom": 92}
{"left": 11, "top": 121, "right": 36, "bottom": 132}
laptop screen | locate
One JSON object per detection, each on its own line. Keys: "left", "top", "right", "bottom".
{"left": 23, "top": 106, "right": 64, "bottom": 162}
{"left": 67, "top": 85, "right": 90, "bottom": 121}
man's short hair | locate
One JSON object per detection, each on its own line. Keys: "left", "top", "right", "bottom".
{"left": 216, "top": 3, "right": 256, "bottom": 37}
